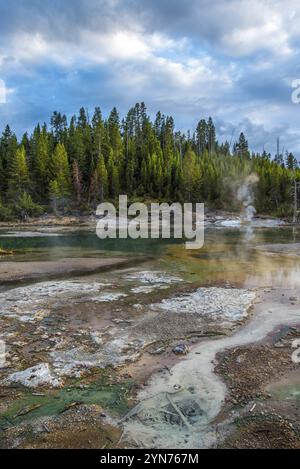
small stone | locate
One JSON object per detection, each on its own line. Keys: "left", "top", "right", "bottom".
{"left": 172, "top": 344, "right": 189, "bottom": 356}
{"left": 173, "top": 384, "right": 182, "bottom": 390}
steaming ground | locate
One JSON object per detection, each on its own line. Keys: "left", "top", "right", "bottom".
{"left": 123, "top": 288, "right": 300, "bottom": 448}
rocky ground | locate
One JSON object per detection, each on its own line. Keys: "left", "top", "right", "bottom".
{"left": 215, "top": 325, "right": 300, "bottom": 448}
{"left": 0, "top": 263, "right": 260, "bottom": 449}
{"left": 0, "top": 215, "right": 94, "bottom": 228}
{"left": 0, "top": 242, "right": 299, "bottom": 449}
{"left": 0, "top": 210, "right": 287, "bottom": 230}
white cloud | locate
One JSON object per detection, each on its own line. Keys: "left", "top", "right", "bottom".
{"left": 215, "top": 1, "right": 293, "bottom": 56}
{"left": 2, "top": 1, "right": 299, "bottom": 67}
{"left": 7, "top": 29, "right": 179, "bottom": 67}
{"left": 136, "top": 0, "right": 300, "bottom": 58}
{"left": 107, "top": 50, "right": 236, "bottom": 110}
{"left": 222, "top": 18, "right": 291, "bottom": 57}
{"left": 1, "top": 0, "right": 300, "bottom": 154}
{"left": 0, "top": 79, "right": 6, "bottom": 104}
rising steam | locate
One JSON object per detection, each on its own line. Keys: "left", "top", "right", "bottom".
{"left": 237, "top": 173, "right": 259, "bottom": 222}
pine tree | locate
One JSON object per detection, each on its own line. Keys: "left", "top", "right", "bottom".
{"left": 72, "top": 160, "right": 82, "bottom": 207}
{"left": 33, "top": 127, "right": 50, "bottom": 201}
{"left": 0, "top": 125, "right": 18, "bottom": 195}
{"left": 51, "top": 112, "right": 67, "bottom": 144}
{"left": 49, "top": 180, "right": 60, "bottom": 214}
{"left": 97, "top": 155, "right": 108, "bottom": 203}
{"left": 108, "top": 107, "right": 122, "bottom": 158}
{"left": 49, "top": 143, "right": 71, "bottom": 210}
{"left": 0, "top": 104, "right": 298, "bottom": 219}
{"left": 236, "top": 133, "right": 249, "bottom": 159}
{"left": 286, "top": 152, "right": 298, "bottom": 170}
{"left": 206, "top": 117, "right": 216, "bottom": 155}
{"left": 182, "top": 147, "right": 201, "bottom": 202}
{"left": 196, "top": 119, "right": 207, "bottom": 155}
{"left": 8, "top": 146, "right": 29, "bottom": 202}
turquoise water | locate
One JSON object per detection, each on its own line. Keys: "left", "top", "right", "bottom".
{"left": 0, "top": 226, "right": 299, "bottom": 255}
{"left": 0, "top": 224, "right": 300, "bottom": 442}
{"left": 0, "top": 225, "right": 300, "bottom": 288}
{"left": 0, "top": 229, "right": 177, "bottom": 258}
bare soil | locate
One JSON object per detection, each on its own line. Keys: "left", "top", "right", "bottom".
{"left": 0, "top": 257, "right": 130, "bottom": 283}
{"left": 215, "top": 325, "right": 300, "bottom": 448}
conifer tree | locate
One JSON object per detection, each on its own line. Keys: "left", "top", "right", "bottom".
{"left": 0, "top": 103, "right": 298, "bottom": 219}
{"left": 49, "top": 143, "right": 71, "bottom": 210}
{"left": 8, "top": 146, "right": 29, "bottom": 202}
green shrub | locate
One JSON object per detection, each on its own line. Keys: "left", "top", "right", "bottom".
{"left": 14, "top": 192, "right": 44, "bottom": 219}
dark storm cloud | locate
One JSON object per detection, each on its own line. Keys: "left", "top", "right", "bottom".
{"left": 0, "top": 0, "right": 136, "bottom": 39}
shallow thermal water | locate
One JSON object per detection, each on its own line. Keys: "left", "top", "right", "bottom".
{"left": 124, "top": 289, "right": 300, "bottom": 448}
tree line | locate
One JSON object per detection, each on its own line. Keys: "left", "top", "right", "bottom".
{"left": 0, "top": 102, "right": 298, "bottom": 220}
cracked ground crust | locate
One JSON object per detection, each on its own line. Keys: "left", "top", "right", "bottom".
{"left": 215, "top": 326, "right": 300, "bottom": 449}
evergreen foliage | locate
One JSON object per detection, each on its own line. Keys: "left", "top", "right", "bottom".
{"left": 0, "top": 103, "right": 298, "bottom": 219}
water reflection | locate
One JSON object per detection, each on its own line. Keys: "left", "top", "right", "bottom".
{"left": 1, "top": 225, "right": 300, "bottom": 290}
{"left": 165, "top": 226, "right": 300, "bottom": 289}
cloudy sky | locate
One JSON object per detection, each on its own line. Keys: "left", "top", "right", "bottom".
{"left": 0, "top": 0, "right": 300, "bottom": 155}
